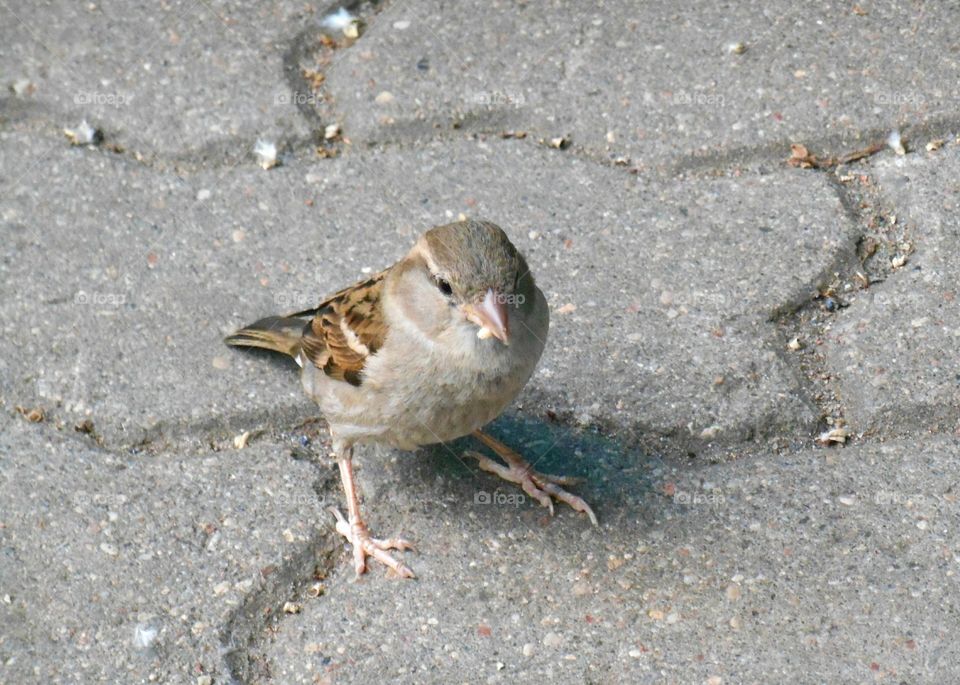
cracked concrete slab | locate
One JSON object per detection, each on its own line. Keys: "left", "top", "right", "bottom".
{"left": 824, "top": 144, "right": 960, "bottom": 435}
{"left": 1, "top": 131, "right": 852, "bottom": 450}
{"left": 0, "top": 413, "right": 333, "bottom": 684}
{"left": 324, "top": 0, "right": 960, "bottom": 166}
{"left": 253, "top": 433, "right": 960, "bottom": 683}
{"left": 0, "top": 0, "right": 317, "bottom": 159}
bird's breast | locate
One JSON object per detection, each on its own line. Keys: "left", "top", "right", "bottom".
{"left": 315, "top": 287, "right": 548, "bottom": 450}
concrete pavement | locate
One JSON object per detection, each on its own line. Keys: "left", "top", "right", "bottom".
{"left": 2, "top": 1, "right": 959, "bottom": 683}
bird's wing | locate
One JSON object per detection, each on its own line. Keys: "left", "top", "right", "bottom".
{"left": 295, "top": 272, "right": 388, "bottom": 387}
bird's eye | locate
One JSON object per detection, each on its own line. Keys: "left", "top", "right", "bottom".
{"left": 436, "top": 277, "right": 453, "bottom": 296}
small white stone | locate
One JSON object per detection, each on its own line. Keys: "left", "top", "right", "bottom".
{"left": 700, "top": 425, "right": 721, "bottom": 440}
{"left": 10, "top": 78, "right": 34, "bottom": 95}
{"left": 233, "top": 431, "right": 251, "bottom": 449}
{"left": 253, "top": 139, "right": 279, "bottom": 170}
{"left": 64, "top": 120, "right": 100, "bottom": 146}
{"left": 887, "top": 129, "right": 906, "bottom": 155}
{"left": 133, "top": 623, "right": 159, "bottom": 650}
{"left": 322, "top": 7, "right": 356, "bottom": 31}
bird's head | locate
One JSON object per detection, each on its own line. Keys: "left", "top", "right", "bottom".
{"left": 392, "top": 219, "right": 534, "bottom": 346}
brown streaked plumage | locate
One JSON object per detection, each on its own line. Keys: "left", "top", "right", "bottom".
{"left": 224, "top": 271, "right": 388, "bottom": 386}
{"left": 225, "top": 219, "right": 595, "bottom": 580}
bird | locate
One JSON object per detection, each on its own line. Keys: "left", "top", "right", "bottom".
{"left": 225, "top": 219, "right": 596, "bottom": 579}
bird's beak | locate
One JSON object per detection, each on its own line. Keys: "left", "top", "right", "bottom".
{"left": 462, "top": 288, "right": 510, "bottom": 344}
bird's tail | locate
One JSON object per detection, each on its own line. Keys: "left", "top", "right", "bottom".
{"left": 223, "top": 316, "right": 306, "bottom": 359}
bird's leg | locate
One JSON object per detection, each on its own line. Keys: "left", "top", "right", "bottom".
{"left": 329, "top": 445, "right": 415, "bottom": 579}
{"left": 466, "top": 429, "right": 598, "bottom": 526}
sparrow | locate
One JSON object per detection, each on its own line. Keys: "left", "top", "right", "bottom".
{"left": 225, "top": 220, "right": 596, "bottom": 579}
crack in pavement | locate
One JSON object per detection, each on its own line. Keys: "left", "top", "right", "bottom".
{"left": 769, "top": 147, "right": 939, "bottom": 443}
{"left": 220, "top": 464, "right": 342, "bottom": 684}
{"left": 7, "top": 0, "right": 959, "bottom": 183}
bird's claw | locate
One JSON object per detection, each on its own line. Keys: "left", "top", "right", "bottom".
{"left": 465, "top": 449, "right": 598, "bottom": 526}
{"left": 329, "top": 507, "right": 416, "bottom": 579}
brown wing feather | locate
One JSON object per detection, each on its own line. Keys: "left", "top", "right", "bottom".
{"left": 296, "top": 272, "right": 388, "bottom": 386}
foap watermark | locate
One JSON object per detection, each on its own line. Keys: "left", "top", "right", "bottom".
{"left": 71, "top": 490, "right": 130, "bottom": 508}
{"left": 275, "top": 91, "right": 322, "bottom": 107}
{"left": 75, "top": 290, "right": 126, "bottom": 306}
{"left": 74, "top": 91, "right": 132, "bottom": 107}
{"left": 274, "top": 291, "right": 317, "bottom": 310}
{"left": 671, "top": 90, "right": 725, "bottom": 108}
{"left": 494, "top": 291, "right": 526, "bottom": 307}
{"left": 872, "top": 490, "right": 940, "bottom": 506}
{"left": 474, "top": 489, "right": 526, "bottom": 507}
{"left": 673, "top": 489, "right": 726, "bottom": 507}
{"left": 874, "top": 91, "right": 926, "bottom": 107}
{"left": 466, "top": 90, "right": 526, "bottom": 108}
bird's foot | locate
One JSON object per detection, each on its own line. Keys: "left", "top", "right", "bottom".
{"left": 467, "top": 430, "right": 598, "bottom": 526}
{"left": 329, "top": 508, "right": 415, "bottom": 579}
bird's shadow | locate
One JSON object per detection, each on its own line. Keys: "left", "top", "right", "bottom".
{"left": 384, "top": 413, "right": 664, "bottom": 528}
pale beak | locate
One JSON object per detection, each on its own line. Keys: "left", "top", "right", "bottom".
{"left": 462, "top": 288, "right": 510, "bottom": 344}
